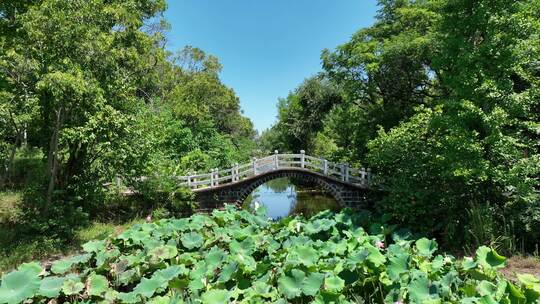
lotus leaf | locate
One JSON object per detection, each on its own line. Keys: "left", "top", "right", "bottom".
{"left": 295, "top": 245, "right": 319, "bottom": 267}
{"left": 201, "top": 289, "right": 231, "bottom": 304}
{"left": 82, "top": 240, "right": 106, "bottom": 253}
{"left": 117, "top": 291, "right": 140, "bottom": 303}
{"left": 303, "top": 272, "right": 324, "bottom": 296}
{"left": 0, "top": 266, "right": 41, "bottom": 304}
{"left": 278, "top": 269, "right": 305, "bottom": 299}
{"left": 37, "top": 276, "right": 66, "bottom": 298}
{"left": 324, "top": 274, "right": 345, "bottom": 292}
{"left": 149, "top": 245, "right": 178, "bottom": 261}
{"left": 365, "top": 243, "right": 386, "bottom": 267}
{"left": 62, "top": 279, "right": 85, "bottom": 295}
{"left": 134, "top": 277, "right": 166, "bottom": 298}
{"left": 87, "top": 273, "right": 109, "bottom": 296}
{"left": 181, "top": 232, "right": 204, "bottom": 250}
{"left": 387, "top": 253, "right": 410, "bottom": 281}
{"left": 415, "top": 238, "right": 438, "bottom": 257}
{"left": 476, "top": 246, "right": 506, "bottom": 270}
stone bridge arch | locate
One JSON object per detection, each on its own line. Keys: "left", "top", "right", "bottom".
{"left": 194, "top": 168, "right": 372, "bottom": 211}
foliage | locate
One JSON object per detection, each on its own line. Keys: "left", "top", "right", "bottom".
{"left": 264, "top": 0, "right": 540, "bottom": 253}
{"left": 1, "top": 206, "right": 538, "bottom": 303}
{"left": 0, "top": 0, "right": 256, "bottom": 241}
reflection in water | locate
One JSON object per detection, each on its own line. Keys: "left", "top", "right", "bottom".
{"left": 243, "top": 177, "right": 340, "bottom": 220}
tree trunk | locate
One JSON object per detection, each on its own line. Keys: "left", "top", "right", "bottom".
{"left": 46, "top": 106, "right": 63, "bottom": 204}
{"left": 0, "top": 134, "right": 21, "bottom": 189}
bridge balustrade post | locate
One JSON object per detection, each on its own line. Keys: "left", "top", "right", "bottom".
{"left": 300, "top": 150, "right": 305, "bottom": 168}
{"left": 360, "top": 168, "right": 366, "bottom": 185}
{"left": 274, "top": 150, "right": 279, "bottom": 169}
{"left": 367, "top": 168, "right": 371, "bottom": 185}
{"left": 214, "top": 168, "right": 219, "bottom": 186}
{"left": 252, "top": 157, "right": 257, "bottom": 176}
{"left": 210, "top": 169, "right": 215, "bottom": 187}
{"left": 233, "top": 163, "right": 239, "bottom": 182}
{"left": 193, "top": 171, "right": 197, "bottom": 189}
{"left": 323, "top": 159, "right": 328, "bottom": 175}
{"left": 344, "top": 163, "right": 350, "bottom": 182}
{"left": 187, "top": 172, "right": 192, "bottom": 187}
{"left": 341, "top": 164, "right": 346, "bottom": 181}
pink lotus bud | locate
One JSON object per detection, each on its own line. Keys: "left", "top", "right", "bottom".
{"left": 375, "top": 241, "right": 385, "bottom": 249}
{"left": 146, "top": 215, "right": 152, "bottom": 222}
{"left": 394, "top": 300, "right": 403, "bottom": 304}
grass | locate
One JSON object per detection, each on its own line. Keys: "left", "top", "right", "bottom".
{"left": 0, "top": 191, "right": 23, "bottom": 223}
{"left": 500, "top": 255, "right": 540, "bottom": 281}
{"left": 0, "top": 190, "right": 143, "bottom": 274}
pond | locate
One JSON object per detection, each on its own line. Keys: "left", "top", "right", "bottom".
{"left": 242, "top": 177, "right": 340, "bottom": 219}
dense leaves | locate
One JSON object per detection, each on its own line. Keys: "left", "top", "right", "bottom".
{"left": 0, "top": 0, "right": 256, "bottom": 238}
{"left": 1, "top": 206, "right": 538, "bottom": 303}
{"left": 261, "top": 0, "right": 540, "bottom": 252}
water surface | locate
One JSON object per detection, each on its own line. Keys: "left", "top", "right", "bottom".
{"left": 242, "top": 177, "right": 340, "bottom": 219}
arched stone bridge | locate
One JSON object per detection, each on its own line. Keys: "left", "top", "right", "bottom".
{"left": 176, "top": 151, "right": 374, "bottom": 210}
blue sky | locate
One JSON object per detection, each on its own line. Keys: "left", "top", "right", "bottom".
{"left": 164, "top": 0, "right": 379, "bottom": 132}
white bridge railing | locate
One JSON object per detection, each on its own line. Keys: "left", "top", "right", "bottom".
{"left": 175, "top": 150, "right": 371, "bottom": 190}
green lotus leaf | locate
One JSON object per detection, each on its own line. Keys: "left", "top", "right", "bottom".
{"left": 51, "top": 258, "right": 75, "bottom": 274}
{"left": 278, "top": 269, "right": 305, "bottom": 299}
{"left": 149, "top": 245, "right": 178, "bottom": 261}
{"left": 147, "top": 295, "right": 172, "bottom": 304}
{"left": 304, "top": 219, "right": 335, "bottom": 234}
{"left": 87, "top": 273, "right": 109, "bottom": 296}
{"left": 251, "top": 281, "right": 274, "bottom": 298}
{"left": 217, "top": 262, "right": 238, "bottom": 283}
{"left": 324, "top": 274, "right": 345, "bottom": 292}
{"left": 134, "top": 277, "right": 166, "bottom": 298}
{"left": 408, "top": 272, "right": 439, "bottom": 303}
{"left": 365, "top": 244, "right": 386, "bottom": 267}
{"left": 387, "top": 253, "right": 409, "bottom": 281}
{"left": 37, "top": 276, "right": 66, "bottom": 298}
{"left": 82, "top": 240, "right": 106, "bottom": 253}
{"left": 478, "top": 295, "right": 498, "bottom": 304}
{"left": 517, "top": 273, "right": 540, "bottom": 295}
{"left": 62, "top": 279, "right": 85, "bottom": 295}
{"left": 415, "top": 238, "right": 438, "bottom": 257}
{"left": 0, "top": 267, "right": 41, "bottom": 304}
{"left": 506, "top": 281, "right": 526, "bottom": 302}
{"left": 476, "top": 280, "right": 497, "bottom": 297}
{"left": 170, "top": 218, "right": 190, "bottom": 231}
{"left": 476, "top": 246, "right": 506, "bottom": 270}
{"left": 303, "top": 272, "right": 324, "bottom": 296}
{"left": 117, "top": 291, "right": 140, "bottom": 303}
{"left": 295, "top": 245, "right": 319, "bottom": 267}
{"left": 95, "top": 248, "right": 121, "bottom": 268}
{"left": 237, "top": 252, "right": 257, "bottom": 273}
{"left": 461, "top": 257, "right": 477, "bottom": 270}
{"left": 205, "top": 247, "right": 227, "bottom": 268}
{"left": 347, "top": 250, "right": 369, "bottom": 265}
{"left": 118, "top": 269, "right": 137, "bottom": 286}
{"left": 18, "top": 262, "right": 42, "bottom": 276}
{"left": 181, "top": 232, "right": 204, "bottom": 250}
{"left": 201, "top": 289, "right": 231, "bottom": 304}
{"left": 155, "top": 265, "right": 186, "bottom": 282}
{"left": 230, "top": 237, "right": 255, "bottom": 255}
{"left": 104, "top": 289, "right": 119, "bottom": 302}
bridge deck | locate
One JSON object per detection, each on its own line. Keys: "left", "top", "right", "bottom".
{"left": 176, "top": 151, "right": 371, "bottom": 191}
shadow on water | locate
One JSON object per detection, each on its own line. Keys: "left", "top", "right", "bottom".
{"left": 242, "top": 177, "right": 340, "bottom": 220}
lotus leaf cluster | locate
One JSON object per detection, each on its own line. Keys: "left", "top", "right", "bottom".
{"left": 0, "top": 206, "right": 539, "bottom": 303}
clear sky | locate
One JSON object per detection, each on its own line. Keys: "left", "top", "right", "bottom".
{"left": 164, "top": 0, "right": 379, "bottom": 132}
